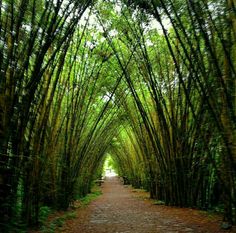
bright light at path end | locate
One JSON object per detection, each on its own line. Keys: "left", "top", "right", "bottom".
{"left": 105, "top": 169, "right": 117, "bottom": 177}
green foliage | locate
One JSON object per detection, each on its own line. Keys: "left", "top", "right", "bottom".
{"left": 77, "top": 190, "right": 102, "bottom": 207}
{"left": 64, "top": 212, "right": 77, "bottom": 220}
{"left": 53, "top": 218, "right": 65, "bottom": 228}
{"left": 41, "top": 224, "right": 56, "bottom": 233}
{"left": 39, "top": 206, "right": 52, "bottom": 225}
{"left": 0, "top": 0, "right": 235, "bottom": 229}
{"left": 38, "top": 188, "right": 101, "bottom": 232}
{"left": 40, "top": 211, "right": 77, "bottom": 233}
{"left": 153, "top": 200, "right": 165, "bottom": 205}
{"left": 103, "top": 154, "right": 118, "bottom": 174}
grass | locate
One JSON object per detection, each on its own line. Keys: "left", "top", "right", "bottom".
{"left": 38, "top": 186, "right": 102, "bottom": 233}
{"left": 78, "top": 189, "right": 102, "bottom": 207}
{"left": 39, "top": 206, "right": 52, "bottom": 225}
{"left": 40, "top": 212, "right": 77, "bottom": 233}
{"left": 153, "top": 200, "right": 165, "bottom": 205}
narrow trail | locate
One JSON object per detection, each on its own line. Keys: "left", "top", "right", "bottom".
{"left": 62, "top": 177, "right": 235, "bottom": 233}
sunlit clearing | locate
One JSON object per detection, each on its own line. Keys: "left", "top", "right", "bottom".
{"left": 103, "top": 154, "right": 118, "bottom": 177}
{"left": 105, "top": 169, "right": 117, "bottom": 177}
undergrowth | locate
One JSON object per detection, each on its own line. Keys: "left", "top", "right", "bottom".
{"left": 40, "top": 211, "right": 77, "bottom": 233}
{"left": 78, "top": 189, "right": 102, "bottom": 207}
{"left": 38, "top": 186, "right": 102, "bottom": 233}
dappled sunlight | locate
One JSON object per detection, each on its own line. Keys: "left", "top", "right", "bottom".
{"left": 105, "top": 169, "right": 117, "bottom": 177}
{"left": 103, "top": 154, "right": 118, "bottom": 177}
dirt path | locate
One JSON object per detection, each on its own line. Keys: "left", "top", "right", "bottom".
{"left": 61, "top": 176, "right": 235, "bottom": 233}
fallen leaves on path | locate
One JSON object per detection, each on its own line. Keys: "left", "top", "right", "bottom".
{"left": 31, "top": 177, "right": 236, "bottom": 233}
{"left": 60, "top": 177, "right": 236, "bottom": 233}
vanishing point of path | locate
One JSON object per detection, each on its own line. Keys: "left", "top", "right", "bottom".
{"left": 62, "top": 177, "right": 236, "bottom": 233}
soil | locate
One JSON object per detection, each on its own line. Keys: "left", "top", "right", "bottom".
{"left": 58, "top": 176, "right": 236, "bottom": 233}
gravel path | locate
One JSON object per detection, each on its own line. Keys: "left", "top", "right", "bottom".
{"left": 61, "top": 176, "right": 235, "bottom": 233}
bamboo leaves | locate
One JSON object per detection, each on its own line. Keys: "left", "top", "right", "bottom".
{"left": 0, "top": 0, "right": 236, "bottom": 230}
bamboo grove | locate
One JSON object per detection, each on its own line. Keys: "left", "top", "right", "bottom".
{"left": 0, "top": 0, "right": 235, "bottom": 231}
